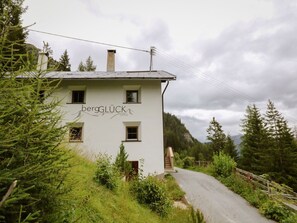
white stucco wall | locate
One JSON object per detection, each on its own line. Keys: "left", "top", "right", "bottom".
{"left": 54, "top": 79, "right": 165, "bottom": 175}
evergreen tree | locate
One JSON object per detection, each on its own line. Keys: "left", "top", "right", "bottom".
{"left": 0, "top": 0, "right": 28, "bottom": 71}
{"left": 77, "top": 56, "right": 96, "bottom": 71}
{"left": 224, "top": 135, "right": 238, "bottom": 161}
{"left": 239, "top": 104, "right": 269, "bottom": 173}
{"left": 207, "top": 117, "right": 226, "bottom": 155}
{"left": 85, "top": 56, "right": 96, "bottom": 71}
{"left": 114, "top": 143, "right": 131, "bottom": 176}
{"left": 77, "top": 61, "right": 85, "bottom": 71}
{"left": 264, "top": 100, "right": 297, "bottom": 190}
{"left": 0, "top": 8, "right": 70, "bottom": 221}
{"left": 57, "top": 49, "right": 71, "bottom": 71}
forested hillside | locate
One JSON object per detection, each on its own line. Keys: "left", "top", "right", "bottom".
{"left": 164, "top": 112, "right": 198, "bottom": 152}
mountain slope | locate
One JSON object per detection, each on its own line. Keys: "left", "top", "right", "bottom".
{"left": 164, "top": 112, "right": 201, "bottom": 153}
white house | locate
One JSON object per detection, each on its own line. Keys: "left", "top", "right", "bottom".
{"left": 41, "top": 50, "right": 176, "bottom": 176}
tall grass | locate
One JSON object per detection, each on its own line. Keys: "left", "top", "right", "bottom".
{"left": 57, "top": 151, "right": 202, "bottom": 223}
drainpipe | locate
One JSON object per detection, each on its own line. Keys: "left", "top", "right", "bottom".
{"left": 162, "top": 80, "right": 170, "bottom": 168}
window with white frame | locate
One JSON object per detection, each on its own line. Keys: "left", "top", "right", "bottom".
{"left": 124, "top": 122, "right": 141, "bottom": 141}
{"left": 67, "top": 86, "right": 86, "bottom": 104}
{"left": 123, "top": 85, "right": 141, "bottom": 104}
{"left": 126, "top": 90, "right": 138, "bottom": 103}
{"left": 69, "top": 122, "right": 84, "bottom": 142}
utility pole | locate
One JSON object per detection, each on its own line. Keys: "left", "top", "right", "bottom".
{"left": 149, "top": 46, "right": 156, "bottom": 71}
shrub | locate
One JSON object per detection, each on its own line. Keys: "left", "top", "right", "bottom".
{"left": 94, "top": 154, "right": 119, "bottom": 191}
{"left": 131, "top": 176, "right": 172, "bottom": 216}
{"left": 259, "top": 200, "right": 291, "bottom": 222}
{"left": 220, "top": 175, "right": 268, "bottom": 208}
{"left": 212, "top": 151, "right": 236, "bottom": 177}
{"left": 282, "top": 213, "right": 297, "bottom": 223}
{"left": 183, "top": 156, "right": 195, "bottom": 168}
{"left": 174, "top": 152, "right": 184, "bottom": 167}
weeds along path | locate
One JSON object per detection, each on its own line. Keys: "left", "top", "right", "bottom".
{"left": 172, "top": 168, "right": 275, "bottom": 223}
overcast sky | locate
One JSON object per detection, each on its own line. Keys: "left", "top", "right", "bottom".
{"left": 22, "top": 0, "right": 297, "bottom": 141}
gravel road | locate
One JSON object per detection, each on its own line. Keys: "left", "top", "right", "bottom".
{"left": 172, "top": 168, "right": 275, "bottom": 223}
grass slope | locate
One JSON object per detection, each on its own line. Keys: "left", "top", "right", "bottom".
{"left": 58, "top": 151, "right": 194, "bottom": 223}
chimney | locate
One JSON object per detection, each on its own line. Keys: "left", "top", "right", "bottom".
{"left": 106, "top": 49, "right": 116, "bottom": 72}
{"left": 37, "top": 52, "right": 48, "bottom": 71}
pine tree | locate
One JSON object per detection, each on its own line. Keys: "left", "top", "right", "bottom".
{"left": 0, "top": 7, "right": 70, "bottom": 221}
{"left": 224, "top": 135, "right": 238, "bottom": 161}
{"left": 78, "top": 61, "right": 85, "bottom": 71}
{"left": 57, "top": 49, "right": 71, "bottom": 71}
{"left": 85, "top": 56, "right": 96, "bottom": 71}
{"left": 0, "top": 0, "right": 28, "bottom": 71}
{"left": 114, "top": 143, "right": 131, "bottom": 177}
{"left": 77, "top": 56, "right": 96, "bottom": 71}
{"left": 239, "top": 104, "right": 269, "bottom": 173}
{"left": 264, "top": 100, "right": 297, "bottom": 190}
{"left": 207, "top": 117, "right": 226, "bottom": 155}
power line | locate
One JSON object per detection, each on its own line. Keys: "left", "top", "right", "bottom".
{"left": 26, "top": 29, "right": 297, "bottom": 125}
{"left": 28, "top": 29, "right": 150, "bottom": 53}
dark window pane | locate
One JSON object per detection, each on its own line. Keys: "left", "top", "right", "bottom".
{"left": 126, "top": 90, "right": 138, "bottom": 103}
{"left": 127, "top": 126, "right": 138, "bottom": 140}
{"left": 39, "top": 90, "right": 45, "bottom": 102}
{"left": 72, "top": 91, "right": 85, "bottom": 103}
{"left": 69, "top": 127, "right": 82, "bottom": 141}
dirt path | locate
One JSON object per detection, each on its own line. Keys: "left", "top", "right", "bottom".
{"left": 172, "top": 168, "right": 275, "bottom": 223}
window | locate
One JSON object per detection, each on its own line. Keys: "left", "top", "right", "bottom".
{"left": 126, "top": 126, "right": 138, "bottom": 140}
{"left": 123, "top": 85, "right": 141, "bottom": 104}
{"left": 126, "top": 90, "right": 138, "bottom": 103}
{"left": 69, "top": 123, "right": 84, "bottom": 142}
{"left": 72, "top": 90, "right": 85, "bottom": 103}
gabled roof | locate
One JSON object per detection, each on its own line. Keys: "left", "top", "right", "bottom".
{"left": 40, "top": 70, "right": 176, "bottom": 81}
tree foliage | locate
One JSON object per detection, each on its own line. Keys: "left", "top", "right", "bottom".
{"left": 207, "top": 117, "right": 226, "bottom": 154}
{"left": 77, "top": 56, "right": 96, "bottom": 71}
{"left": 0, "top": 0, "right": 28, "bottom": 71}
{"left": 264, "top": 100, "right": 297, "bottom": 190}
{"left": 164, "top": 112, "right": 198, "bottom": 153}
{"left": 114, "top": 143, "right": 132, "bottom": 176}
{"left": 0, "top": 2, "right": 70, "bottom": 221}
{"left": 239, "top": 104, "right": 269, "bottom": 173}
{"left": 57, "top": 49, "right": 71, "bottom": 71}
{"left": 240, "top": 101, "right": 297, "bottom": 191}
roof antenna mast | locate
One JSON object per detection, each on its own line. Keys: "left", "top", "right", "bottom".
{"left": 149, "top": 46, "right": 156, "bottom": 71}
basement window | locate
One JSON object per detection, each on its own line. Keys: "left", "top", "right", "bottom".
{"left": 123, "top": 122, "right": 141, "bottom": 142}
{"left": 69, "top": 123, "right": 84, "bottom": 142}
